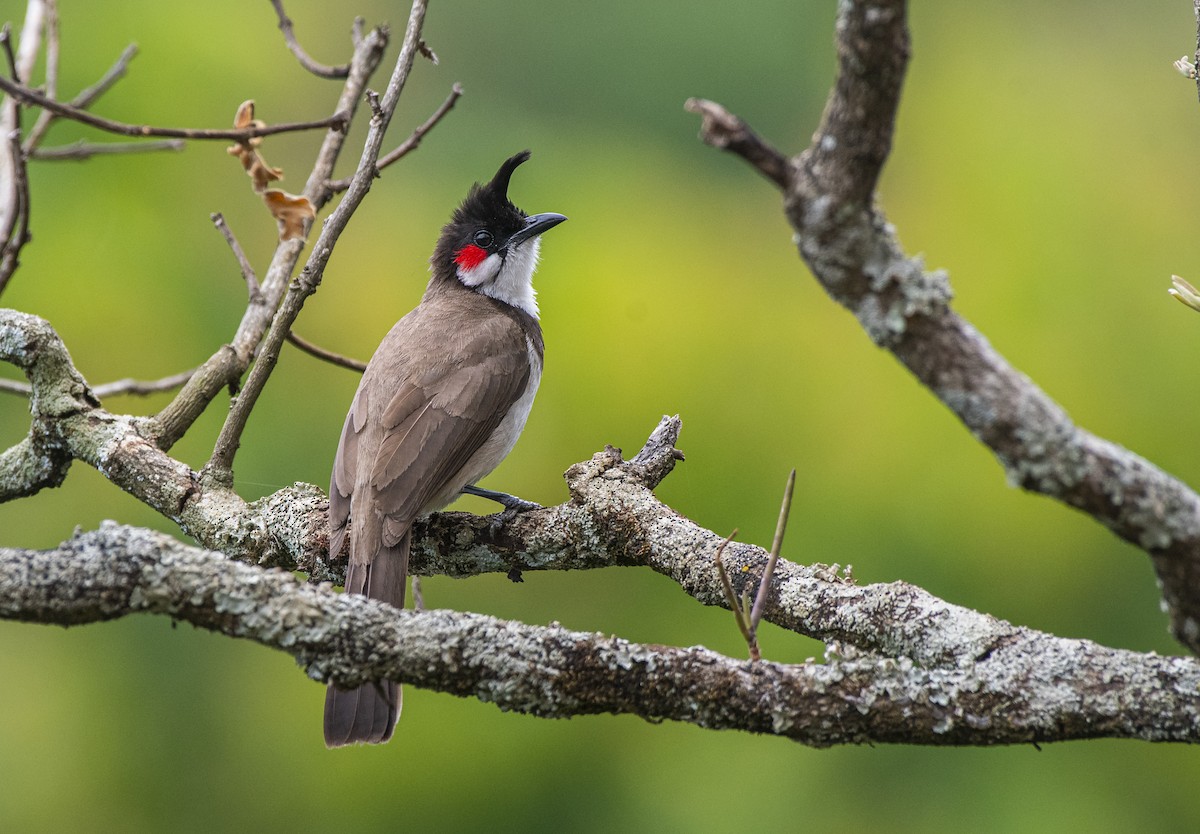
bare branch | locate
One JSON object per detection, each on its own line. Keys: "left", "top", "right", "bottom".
{"left": 684, "top": 98, "right": 791, "bottom": 189}
{"left": 5, "top": 300, "right": 1198, "bottom": 747}
{"left": 152, "top": 24, "right": 389, "bottom": 450}
{"left": 206, "top": 0, "right": 430, "bottom": 476}
{"left": 269, "top": 0, "right": 350, "bottom": 79}
{"left": 688, "top": 0, "right": 1200, "bottom": 653}
{"left": 29, "top": 138, "right": 184, "bottom": 160}
{"left": 326, "top": 82, "right": 463, "bottom": 194}
{"left": 0, "top": 74, "right": 350, "bottom": 141}
{"left": 285, "top": 331, "right": 366, "bottom": 372}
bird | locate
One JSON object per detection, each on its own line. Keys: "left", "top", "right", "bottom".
{"left": 323, "top": 151, "right": 566, "bottom": 747}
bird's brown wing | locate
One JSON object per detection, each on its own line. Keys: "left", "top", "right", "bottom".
{"left": 331, "top": 309, "right": 533, "bottom": 569}
{"left": 369, "top": 343, "right": 531, "bottom": 529}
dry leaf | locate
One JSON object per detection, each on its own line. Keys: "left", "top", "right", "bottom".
{"left": 227, "top": 101, "right": 282, "bottom": 193}
{"left": 228, "top": 100, "right": 311, "bottom": 241}
{"left": 263, "top": 189, "right": 315, "bottom": 241}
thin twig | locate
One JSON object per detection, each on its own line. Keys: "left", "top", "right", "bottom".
{"left": 286, "top": 331, "right": 367, "bottom": 372}
{"left": 92, "top": 369, "right": 196, "bottom": 399}
{"left": 69, "top": 44, "right": 137, "bottom": 110}
{"left": 376, "top": 82, "right": 461, "bottom": 171}
{"left": 0, "top": 23, "right": 15, "bottom": 80}
{"left": 749, "top": 468, "right": 796, "bottom": 630}
{"left": 23, "top": 0, "right": 59, "bottom": 151}
{"left": 0, "top": 74, "right": 350, "bottom": 141}
{"left": 30, "top": 138, "right": 184, "bottom": 160}
{"left": 713, "top": 529, "right": 758, "bottom": 656}
{"left": 0, "top": 132, "right": 31, "bottom": 296}
{"left": 0, "top": 377, "right": 30, "bottom": 395}
{"left": 1, "top": 367, "right": 196, "bottom": 398}
{"left": 269, "top": 0, "right": 350, "bottom": 79}
{"left": 327, "top": 82, "right": 462, "bottom": 194}
{"left": 210, "top": 213, "right": 259, "bottom": 300}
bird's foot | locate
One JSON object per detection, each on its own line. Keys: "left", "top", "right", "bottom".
{"left": 461, "top": 484, "right": 541, "bottom": 531}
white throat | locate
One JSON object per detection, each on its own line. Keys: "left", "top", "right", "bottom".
{"left": 456, "top": 237, "right": 541, "bottom": 319}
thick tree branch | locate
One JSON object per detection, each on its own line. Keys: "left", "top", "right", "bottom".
{"left": 5, "top": 305, "right": 1199, "bottom": 746}
{"left": 3, "top": 519, "right": 1198, "bottom": 747}
{"left": 689, "top": 0, "right": 1200, "bottom": 652}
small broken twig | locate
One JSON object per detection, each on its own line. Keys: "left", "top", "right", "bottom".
{"left": 750, "top": 468, "right": 796, "bottom": 628}
{"left": 269, "top": 0, "right": 350, "bottom": 79}
{"left": 327, "top": 82, "right": 462, "bottom": 194}
{"left": 211, "top": 213, "right": 260, "bottom": 300}
{"left": 684, "top": 97, "right": 792, "bottom": 190}
{"left": 713, "top": 469, "right": 798, "bottom": 661}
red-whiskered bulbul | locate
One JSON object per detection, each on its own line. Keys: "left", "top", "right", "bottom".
{"left": 323, "top": 151, "right": 566, "bottom": 747}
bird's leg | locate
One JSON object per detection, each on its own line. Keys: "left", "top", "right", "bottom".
{"left": 461, "top": 483, "right": 541, "bottom": 514}
{"left": 462, "top": 483, "right": 541, "bottom": 535}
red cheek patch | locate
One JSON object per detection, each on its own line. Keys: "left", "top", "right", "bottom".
{"left": 454, "top": 244, "right": 488, "bottom": 270}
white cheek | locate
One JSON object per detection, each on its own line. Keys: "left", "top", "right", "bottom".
{"left": 481, "top": 238, "right": 541, "bottom": 319}
{"left": 457, "top": 253, "right": 502, "bottom": 287}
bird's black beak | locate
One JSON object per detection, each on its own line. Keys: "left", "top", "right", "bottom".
{"left": 507, "top": 212, "right": 567, "bottom": 250}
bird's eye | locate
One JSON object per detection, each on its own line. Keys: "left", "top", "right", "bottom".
{"left": 472, "top": 230, "right": 494, "bottom": 248}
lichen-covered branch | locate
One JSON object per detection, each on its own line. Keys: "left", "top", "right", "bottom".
{"left": 5, "top": 303, "right": 1200, "bottom": 745}
{"left": 688, "top": 0, "right": 1200, "bottom": 652}
{"left": 3, "top": 520, "right": 1198, "bottom": 746}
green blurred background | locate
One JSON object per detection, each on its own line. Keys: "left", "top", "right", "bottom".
{"left": 2, "top": 0, "right": 1199, "bottom": 830}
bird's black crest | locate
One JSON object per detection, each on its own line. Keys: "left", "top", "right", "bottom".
{"left": 453, "top": 150, "right": 532, "bottom": 226}
{"left": 486, "top": 150, "right": 531, "bottom": 203}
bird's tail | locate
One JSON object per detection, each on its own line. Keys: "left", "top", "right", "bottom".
{"left": 323, "top": 532, "right": 409, "bottom": 748}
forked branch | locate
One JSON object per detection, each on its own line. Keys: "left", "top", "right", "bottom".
{"left": 689, "top": 0, "right": 1200, "bottom": 653}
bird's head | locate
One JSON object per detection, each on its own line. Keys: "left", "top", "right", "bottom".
{"left": 431, "top": 150, "right": 566, "bottom": 318}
